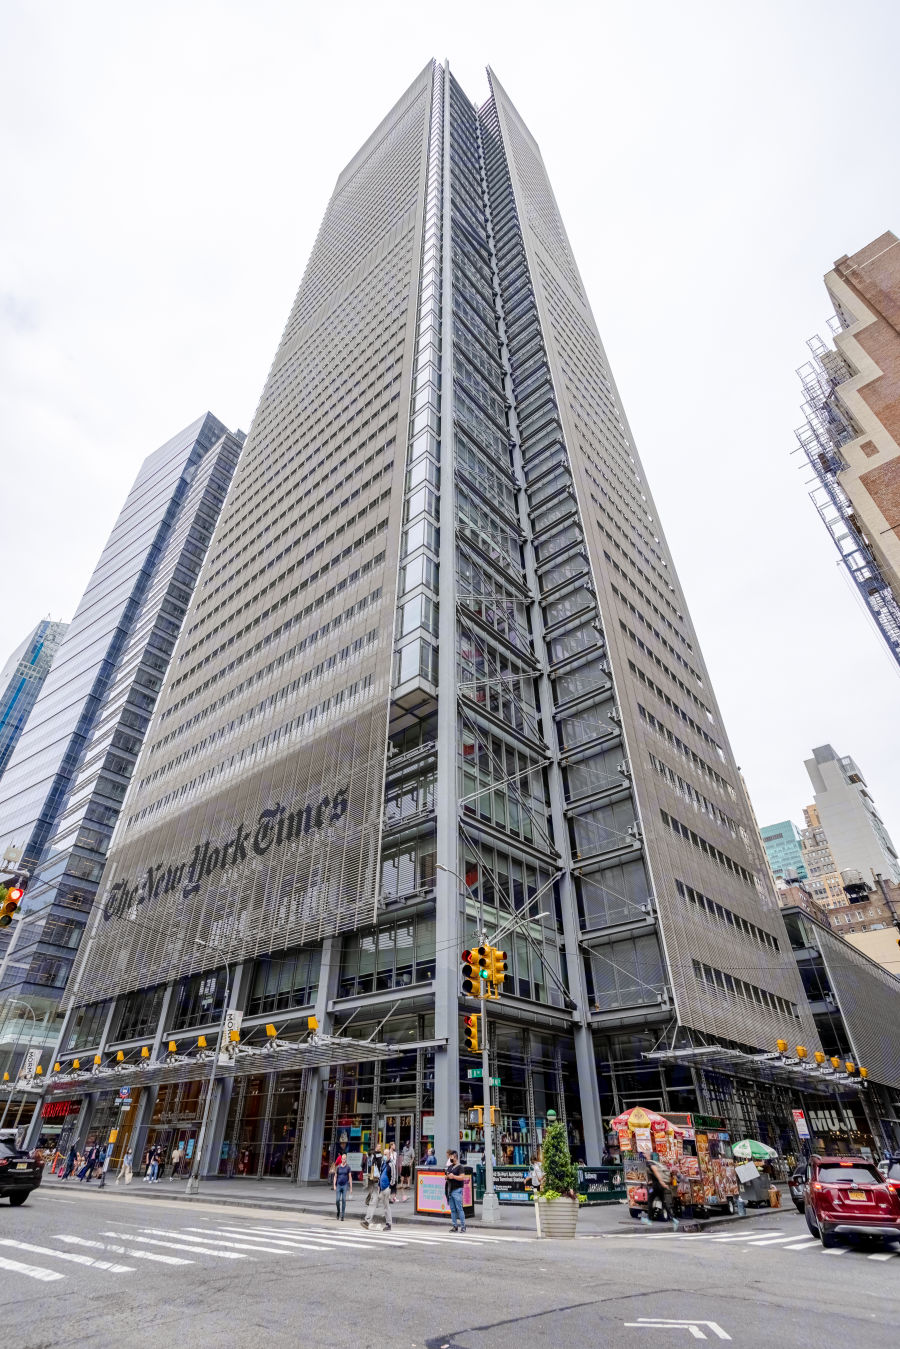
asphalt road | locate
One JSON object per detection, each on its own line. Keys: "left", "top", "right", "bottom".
{"left": 1, "top": 1188, "right": 898, "bottom": 1348}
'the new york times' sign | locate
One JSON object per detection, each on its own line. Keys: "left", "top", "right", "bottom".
{"left": 103, "top": 786, "right": 349, "bottom": 922}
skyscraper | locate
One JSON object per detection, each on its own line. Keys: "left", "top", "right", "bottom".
{"left": 0, "top": 619, "right": 68, "bottom": 781}
{"left": 759, "top": 820, "right": 808, "bottom": 884}
{"left": 0, "top": 414, "right": 237, "bottom": 874}
{"left": 47, "top": 65, "right": 840, "bottom": 1176}
{"left": 804, "top": 744, "right": 900, "bottom": 885}
{"left": 796, "top": 231, "right": 900, "bottom": 668}
{"left": 0, "top": 423, "right": 243, "bottom": 1051}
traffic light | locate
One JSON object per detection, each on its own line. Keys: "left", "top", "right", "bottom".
{"left": 468, "top": 1106, "right": 483, "bottom": 1127}
{"left": 488, "top": 946, "right": 508, "bottom": 991}
{"left": 0, "top": 877, "right": 25, "bottom": 929}
{"left": 461, "top": 947, "right": 487, "bottom": 996}
{"left": 463, "top": 1013, "right": 480, "bottom": 1053}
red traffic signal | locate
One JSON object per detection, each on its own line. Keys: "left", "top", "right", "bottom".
{"left": 461, "top": 949, "right": 478, "bottom": 997}
{"left": 463, "top": 1013, "right": 480, "bottom": 1053}
{"left": 0, "top": 880, "right": 25, "bottom": 929}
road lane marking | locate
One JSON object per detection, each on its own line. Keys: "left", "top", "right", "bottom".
{"left": 867, "top": 1252, "right": 896, "bottom": 1260}
{"left": 101, "top": 1231, "right": 246, "bottom": 1259}
{"left": 198, "top": 1227, "right": 374, "bottom": 1251}
{"left": 58, "top": 1236, "right": 191, "bottom": 1265}
{"left": 135, "top": 1227, "right": 292, "bottom": 1255}
{"left": 0, "top": 1253, "right": 63, "bottom": 1282}
{"left": 822, "top": 1247, "right": 848, "bottom": 1255}
{"left": 783, "top": 1240, "right": 820, "bottom": 1250}
{"left": 0, "top": 1238, "right": 132, "bottom": 1273}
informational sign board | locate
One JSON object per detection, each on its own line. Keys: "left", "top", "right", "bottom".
{"left": 493, "top": 1165, "right": 532, "bottom": 1203}
{"left": 577, "top": 1165, "right": 627, "bottom": 1205}
{"left": 792, "top": 1109, "right": 810, "bottom": 1140}
{"left": 736, "top": 1162, "right": 760, "bottom": 1183}
{"left": 415, "top": 1168, "right": 474, "bottom": 1217}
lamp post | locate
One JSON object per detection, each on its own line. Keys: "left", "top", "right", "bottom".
{"left": 0, "top": 1000, "right": 37, "bottom": 1130}
{"left": 185, "top": 947, "right": 230, "bottom": 1195}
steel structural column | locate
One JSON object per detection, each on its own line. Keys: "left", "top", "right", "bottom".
{"left": 479, "top": 140, "right": 603, "bottom": 1166}
{"left": 433, "top": 58, "right": 460, "bottom": 1163}
{"left": 297, "top": 934, "right": 341, "bottom": 1182}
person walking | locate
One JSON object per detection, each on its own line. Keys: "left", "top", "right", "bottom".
{"left": 333, "top": 1152, "right": 352, "bottom": 1220}
{"left": 362, "top": 1149, "right": 382, "bottom": 1225}
{"left": 116, "top": 1147, "right": 134, "bottom": 1186}
{"left": 641, "top": 1152, "right": 679, "bottom": 1229}
{"left": 78, "top": 1145, "right": 98, "bottom": 1182}
{"left": 399, "top": 1141, "right": 414, "bottom": 1200}
{"left": 146, "top": 1145, "right": 161, "bottom": 1184}
{"left": 361, "top": 1150, "right": 393, "bottom": 1232}
{"left": 169, "top": 1143, "right": 184, "bottom": 1180}
{"left": 387, "top": 1143, "right": 399, "bottom": 1204}
{"left": 60, "top": 1145, "right": 78, "bottom": 1181}
{"left": 445, "top": 1150, "right": 468, "bottom": 1233}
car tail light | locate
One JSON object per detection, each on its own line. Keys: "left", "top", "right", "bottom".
{"left": 813, "top": 1182, "right": 823, "bottom": 1191}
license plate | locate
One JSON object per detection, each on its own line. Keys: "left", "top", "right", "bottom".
{"left": 848, "top": 1189, "right": 867, "bottom": 1200}
{"left": 15, "top": 1163, "right": 29, "bottom": 1171}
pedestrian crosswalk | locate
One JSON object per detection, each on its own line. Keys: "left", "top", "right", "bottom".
{"left": 0, "top": 1213, "right": 528, "bottom": 1286}
{"left": 597, "top": 1226, "right": 900, "bottom": 1264}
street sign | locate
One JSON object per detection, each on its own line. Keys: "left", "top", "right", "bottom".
{"left": 490, "top": 1076, "right": 500, "bottom": 1086}
{"left": 19, "top": 1048, "right": 39, "bottom": 1081}
{"left": 792, "top": 1108, "right": 810, "bottom": 1139}
{"left": 468, "top": 1068, "right": 483, "bottom": 1079}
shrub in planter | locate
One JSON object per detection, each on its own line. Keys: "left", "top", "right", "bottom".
{"left": 534, "top": 1121, "right": 579, "bottom": 1238}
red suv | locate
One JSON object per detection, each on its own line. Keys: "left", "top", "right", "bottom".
{"left": 805, "top": 1155, "right": 900, "bottom": 1248}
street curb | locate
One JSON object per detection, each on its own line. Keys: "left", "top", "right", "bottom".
{"left": 616, "top": 1204, "right": 797, "bottom": 1233}
{"left": 37, "top": 1184, "right": 541, "bottom": 1233}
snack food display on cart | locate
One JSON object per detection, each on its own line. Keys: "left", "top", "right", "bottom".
{"left": 611, "top": 1106, "right": 739, "bottom": 1217}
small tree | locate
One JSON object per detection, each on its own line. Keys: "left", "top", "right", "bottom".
{"left": 540, "top": 1120, "right": 577, "bottom": 1199}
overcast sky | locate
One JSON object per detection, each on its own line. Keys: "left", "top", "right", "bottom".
{"left": 2, "top": 0, "right": 899, "bottom": 841}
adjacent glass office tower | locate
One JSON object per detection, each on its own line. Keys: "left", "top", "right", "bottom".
{"left": 0, "top": 424, "right": 243, "bottom": 1054}
{"left": 0, "top": 620, "right": 68, "bottom": 781}
{"left": 49, "top": 65, "right": 837, "bottom": 1175}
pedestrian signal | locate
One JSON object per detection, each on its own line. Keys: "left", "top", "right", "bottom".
{"left": 463, "top": 1013, "right": 480, "bottom": 1053}
{"left": 468, "top": 1106, "right": 483, "bottom": 1127}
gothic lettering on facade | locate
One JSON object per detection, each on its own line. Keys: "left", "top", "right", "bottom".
{"left": 102, "top": 785, "right": 350, "bottom": 922}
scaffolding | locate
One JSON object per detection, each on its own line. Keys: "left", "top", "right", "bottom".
{"left": 796, "top": 333, "right": 900, "bottom": 669}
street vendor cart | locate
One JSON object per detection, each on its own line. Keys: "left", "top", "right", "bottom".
{"left": 612, "top": 1107, "right": 739, "bottom": 1219}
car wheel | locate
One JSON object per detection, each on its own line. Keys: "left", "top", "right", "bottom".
{"left": 725, "top": 1197, "right": 735, "bottom": 1215}
{"left": 819, "top": 1225, "right": 837, "bottom": 1249}
{"left": 8, "top": 1192, "right": 28, "bottom": 1207}
{"left": 805, "top": 1205, "right": 819, "bottom": 1237}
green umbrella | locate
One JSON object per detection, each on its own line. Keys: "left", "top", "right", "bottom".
{"left": 732, "top": 1139, "right": 778, "bottom": 1160}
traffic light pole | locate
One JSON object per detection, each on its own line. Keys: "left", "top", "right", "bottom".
{"left": 479, "top": 938, "right": 500, "bottom": 1225}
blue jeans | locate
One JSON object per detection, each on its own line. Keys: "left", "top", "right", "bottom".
{"left": 448, "top": 1187, "right": 466, "bottom": 1231}
{"left": 335, "top": 1182, "right": 349, "bottom": 1218}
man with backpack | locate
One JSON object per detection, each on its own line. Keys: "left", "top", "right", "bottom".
{"left": 360, "top": 1148, "right": 393, "bottom": 1232}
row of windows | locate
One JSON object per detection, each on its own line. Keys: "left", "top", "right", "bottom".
{"left": 675, "top": 879, "right": 779, "bottom": 951}
{"left": 649, "top": 753, "right": 743, "bottom": 840}
{"left": 154, "top": 587, "right": 383, "bottom": 753}
{"left": 628, "top": 661, "right": 725, "bottom": 761}
{"left": 620, "top": 622, "right": 713, "bottom": 723}
{"left": 692, "top": 959, "right": 801, "bottom": 1022}
{"left": 125, "top": 672, "right": 374, "bottom": 833}
{"left": 661, "top": 810, "right": 760, "bottom": 893}
{"left": 138, "top": 628, "right": 379, "bottom": 791}
{"left": 183, "top": 486, "right": 392, "bottom": 647}
{"left": 637, "top": 703, "right": 736, "bottom": 801}
{"left": 170, "top": 531, "right": 387, "bottom": 692}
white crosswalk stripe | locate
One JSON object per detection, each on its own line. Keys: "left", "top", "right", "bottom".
{"left": 0, "top": 1237, "right": 132, "bottom": 1273}
{"left": 101, "top": 1231, "right": 246, "bottom": 1259}
{"left": 192, "top": 1226, "right": 373, "bottom": 1251}
{"left": 58, "top": 1235, "right": 193, "bottom": 1265}
{"left": 136, "top": 1227, "right": 293, "bottom": 1255}
{"left": 0, "top": 1253, "right": 64, "bottom": 1282}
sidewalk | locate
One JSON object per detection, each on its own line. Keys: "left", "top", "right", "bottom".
{"left": 42, "top": 1173, "right": 796, "bottom": 1234}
